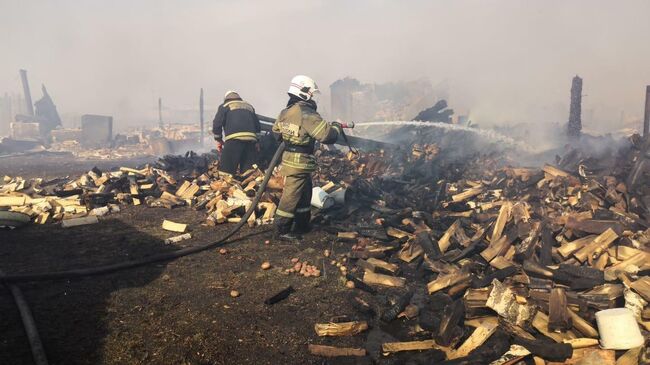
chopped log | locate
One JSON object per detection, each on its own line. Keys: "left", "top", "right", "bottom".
{"left": 539, "top": 222, "right": 555, "bottom": 266}
{"left": 161, "top": 219, "right": 187, "bottom": 233}
{"left": 416, "top": 231, "right": 442, "bottom": 259}
{"left": 397, "top": 241, "right": 423, "bottom": 262}
{"left": 0, "top": 196, "right": 27, "bottom": 207}
{"left": 629, "top": 276, "right": 650, "bottom": 302}
{"left": 558, "top": 235, "right": 597, "bottom": 258}
{"left": 615, "top": 346, "right": 642, "bottom": 365}
{"left": 565, "top": 218, "right": 624, "bottom": 235}
{"left": 61, "top": 215, "right": 99, "bottom": 228}
{"left": 308, "top": 344, "right": 366, "bottom": 357}
{"left": 363, "top": 271, "right": 405, "bottom": 287}
{"left": 532, "top": 311, "right": 576, "bottom": 343}
{"left": 345, "top": 273, "right": 376, "bottom": 294}
{"left": 549, "top": 288, "right": 572, "bottom": 332}
{"left": 437, "top": 299, "right": 465, "bottom": 346}
{"left": 491, "top": 201, "right": 512, "bottom": 242}
{"left": 360, "top": 258, "right": 399, "bottom": 275}
{"left": 448, "top": 316, "right": 498, "bottom": 359}
{"left": 543, "top": 164, "right": 571, "bottom": 177}
{"left": 573, "top": 228, "right": 619, "bottom": 263}
{"left": 513, "top": 336, "right": 573, "bottom": 362}
{"left": 337, "top": 231, "right": 358, "bottom": 240}
{"left": 480, "top": 230, "right": 515, "bottom": 262}
{"left": 452, "top": 187, "right": 483, "bottom": 202}
{"left": 381, "top": 339, "right": 449, "bottom": 355}
{"left": 567, "top": 308, "right": 598, "bottom": 338}
{"left": 515, "top": 221, "right": 541, "bottom": 262}
{"left": 438, "top": 220, "right": 460, "bottom": 253}
{"left": 562, "top": 338, "right": 599, "bottom": 349}
{"left": 314, "top": 321, "right": 368, "bottom": 336}
{"left": 428, "top": 271, "right": 471, "bottom": 294}
{"left": 382, "top": 291, "right": 414, "bottom": 322}
{"left": 486, "top": 279, "right": 537, "bottom": 327}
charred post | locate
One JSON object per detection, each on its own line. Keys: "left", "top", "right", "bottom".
{"left": 19, "top": 69, "right": 34, "bottom": 117}
{"left": 567, "top": 75, "right": 583, "bottom": 139}
{"left": 643, "top": 85, "right": 650, "bottom": 139}
{"left": 158, "top": 97, "right": 163, "bottom": 129}
{"left": 199, "top": 88, "right": 204, "bottom": 147}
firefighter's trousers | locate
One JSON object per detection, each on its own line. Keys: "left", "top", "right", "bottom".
{"left": 274, "top": 172, "right": 312, "bottom": 234}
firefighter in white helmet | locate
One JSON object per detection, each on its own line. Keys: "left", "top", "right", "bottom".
{"left": 271, "top": 75, "right": 343, "bottom": 241}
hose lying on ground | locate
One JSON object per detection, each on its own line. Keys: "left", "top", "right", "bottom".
{"left": 0, "top": 270, "right": 49, "bottom": 365}
{"left": 0, "top": 142, "right": 286, "bottom": 284}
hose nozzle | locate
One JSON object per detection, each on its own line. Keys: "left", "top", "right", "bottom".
{"left": 340, "top": 121, "right": 355, "bottom": 129}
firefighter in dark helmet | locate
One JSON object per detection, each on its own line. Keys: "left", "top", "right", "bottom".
{"left": 212, "top": 91, "right": 261, "bottom": 175}
{"left": 272, "top": 75, "right": 342, "bottom": 241}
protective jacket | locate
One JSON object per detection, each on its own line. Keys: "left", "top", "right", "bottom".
{"left": 272, "top": 99, "right": 340, "bottom": 173}
{"left": 212, "top": 98, "right": 261, "bottom": 142}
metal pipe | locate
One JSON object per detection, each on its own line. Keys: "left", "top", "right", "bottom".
{"left": 19, "top": 69, "right": 34, "bottom": 117}
{"left": 643, "top": 85, "right": 650, "bottom": 139}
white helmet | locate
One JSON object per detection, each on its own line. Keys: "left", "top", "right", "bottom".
{"left": 288, "top": 75, "right": 320, "bottom": 101}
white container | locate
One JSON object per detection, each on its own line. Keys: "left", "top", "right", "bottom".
{"left": 595, "top": 308, "right": 644, "bottom": 349}
{"left": 329, "top": 188, "right": 348, "bottom": 205}
{"left": 311, "top": 187, "right": 334, "bottom": 209}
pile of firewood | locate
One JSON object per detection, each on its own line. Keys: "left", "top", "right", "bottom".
{"left": 305, "top": 136, "right": 650, "bottom": 364}
{"left": 0, "top": 152, "right": 279, "bottom": 228}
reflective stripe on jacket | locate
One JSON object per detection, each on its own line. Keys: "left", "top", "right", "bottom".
{"left": 212, "top": 99, "right": 261, "bottom": 142}
{"left": 272, "top": 101, "right": 340, "bottom": 173}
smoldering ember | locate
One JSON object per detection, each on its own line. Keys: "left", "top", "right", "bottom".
{"left": 1, "top": 3, "right": 650, "bottom": 365}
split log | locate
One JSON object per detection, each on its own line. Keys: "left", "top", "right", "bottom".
{"left": 549, "top": 288, "right": 572, "bottom": 332}
{"left": 437, "top": 299, "right": 465, "bottom": 346}
{"left": 438, "top": 220, "right": 460, "bottom": 252}
{"left": 532, "top": 311, "right": 576, "bottom": 343}
{"left": 314, "top": 321, "right": 368, "bottom": 336}
{"left": 491, "top": 201, "right": 512, "bottom": 242}
{"left": 486, "top": 279, "right": 536, "bottom": 327}
{"left": 363, "top": 271, "right": 405, "bottom": 288}
{"left": 573, "top": 228, "right": 619, "bottom": 263}
{"left": 539, "top": 223, "right": 555, "bottom": 266}
{"left": 381, "top": 339, "right": 450, "bottom": 355}
{"left": 428, "top": 271, "right": 471, "bottom": 294}
{"left": 452, "top": 187, "right": 483, "bottom": 202}
{"left": 448, "top": 316, "right": 498, "bottom": 359}
{"left": 562, "top": 338, "right": 599, "bottom": 349}
{"left": 565, "top": 309, "right": 598, "bottom": 338}
{"left": 308, "top": 344, "right": 366, "bottom": 357}
{"left": 61, "top": 215, "right": 98, "bottom": 228}
{"left": 513, "top": 336, "right": 573, "bottom": 363}
{"left": 162, "top": 219, "right": 187, "bottom": 233}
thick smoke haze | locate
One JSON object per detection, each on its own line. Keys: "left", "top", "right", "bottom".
{"left": 1, "top": 0, "right": 649, "bottom": 132}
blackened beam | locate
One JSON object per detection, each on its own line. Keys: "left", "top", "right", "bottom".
{"left": 257, "top": 114, "right": 398, "bottom": 151}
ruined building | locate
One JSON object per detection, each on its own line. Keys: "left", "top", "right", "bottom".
{"left": 329, "top": 77, "right": 443, "bottom": 122}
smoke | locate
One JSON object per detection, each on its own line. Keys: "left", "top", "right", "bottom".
{"left": 1, "top": 0, "right": 649, "bottom": 133}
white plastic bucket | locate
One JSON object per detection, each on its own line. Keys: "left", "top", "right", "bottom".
{"left": 595, "top": 308, "right": 644, "bottom": 349}
{"left": 311, "top": 187, "right": 334, "bottom": 209}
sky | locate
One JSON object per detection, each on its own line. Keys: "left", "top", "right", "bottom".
{"left": 1, "top": 0, "right": 649, "bottom": 132}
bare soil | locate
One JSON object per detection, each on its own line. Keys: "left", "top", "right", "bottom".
{"left": 0, "top": 156, "right": 377, "bottom": 365}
